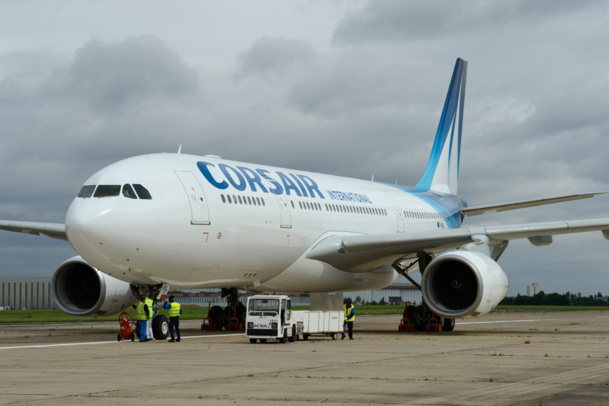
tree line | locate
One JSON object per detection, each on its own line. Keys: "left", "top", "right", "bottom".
{"left": 500, "top": 291, "right": 609, "bottom": 306}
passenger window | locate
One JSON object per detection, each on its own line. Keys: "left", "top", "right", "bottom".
{"left": 77, "top": 185, "right": 96, "bottom": 198}
{"left": 122, "top": 184, "right": 137, "bottom": 199}
{"left": 94, "top": 185, "right": 121, "bottom": 198}
{"left": 133, "top": 184, "right": 152, "bottom": 200}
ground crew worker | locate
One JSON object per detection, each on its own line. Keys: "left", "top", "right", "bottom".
{"left": 163, "top": 295, "right": 182, "bottom": 342}
{"left": 132, "top": 295, "right": 149, "bottom": 343}
{"left": 341, "top": 298, "right": 355, "bottom": 340}
{"left": 145, "top": 296, "right": 154, "bottom": 340}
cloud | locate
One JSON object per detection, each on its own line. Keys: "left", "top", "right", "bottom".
{"left": 43, "top": 36, "right": 198, "bottom": 111}
{"left": 236, "top": 37, "right": 316, "bottom": 78}
{"left": 333, "top": 1, "right": 605, "bottom": 45}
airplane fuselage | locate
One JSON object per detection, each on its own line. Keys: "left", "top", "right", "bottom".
{"left": 65, "top": 153, "right": 462, "bottom": 293}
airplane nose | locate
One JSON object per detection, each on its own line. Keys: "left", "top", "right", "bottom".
{"left": 65, "top": 198, "right": 117, "bottom": 257}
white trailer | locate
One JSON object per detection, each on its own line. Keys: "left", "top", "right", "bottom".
{"left": 292, "top": 310, "right": 344, "bottom": 340}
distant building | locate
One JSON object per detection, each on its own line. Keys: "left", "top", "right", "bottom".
{"left": 0, "top": 277, "right": 56, "bottom": 310}
{"left": 526, "top": 283, "right": 540, "bottom": 297}
{"left": 343, "top": 280, "right": 422, "bottom": 305}
{"left": 173, "top": 279, "right": 421, "bottom": 307}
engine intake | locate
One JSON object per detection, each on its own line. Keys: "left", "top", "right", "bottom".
{"left": 52, "top": 256, "right": 138, "bottom": 317}
{"left": 421, "top": 250, "right": 508, "bottom": 318}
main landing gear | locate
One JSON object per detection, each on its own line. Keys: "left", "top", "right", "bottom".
{"left": 393, "top": 254, "right": 455, "bottom": 333}
{"left": 201, "top": 288, "right": 246, "bottom": 331}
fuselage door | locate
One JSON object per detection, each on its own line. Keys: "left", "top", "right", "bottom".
{"left": 276, "top": 196, "right": 292, "bottom": 229}
{"left": 386, "top": 194, "right": 405, "bottom": 233}
{"left": 175, "top": 171, "right": 211, "bottom": 225}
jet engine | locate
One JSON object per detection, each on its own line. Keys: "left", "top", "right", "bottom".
{"left": 421, "top": 250, "right": 508, "bottom": 318}
{"left": 52, "top": 256, "right": 138, "bottom": 317}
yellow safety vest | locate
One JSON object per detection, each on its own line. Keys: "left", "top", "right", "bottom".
{"left": 344, "top": 304, "right": 355, "bottom": 322}
{"left": 145, "top": 298, "right": 153, "bottom": 318}
{"left": 169, "top": 302, "right": 181, "bottom": 318}
{"left": 135, "top": 301, "right": 148, "bottom": 321}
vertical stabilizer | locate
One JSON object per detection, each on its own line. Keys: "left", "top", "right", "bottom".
{"left": 416, "top": 58, "right": 467, "bottom": 194}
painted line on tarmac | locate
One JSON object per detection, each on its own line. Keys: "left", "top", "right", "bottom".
{"left": 0, "top": 333, "right": 244, "bottom": 350}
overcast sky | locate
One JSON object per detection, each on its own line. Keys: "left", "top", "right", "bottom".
{"left": 1, "top": 1, "right": 609, "bottom": 296}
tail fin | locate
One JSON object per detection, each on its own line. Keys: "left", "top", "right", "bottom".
{"left": 416, "top": 58, "right": 467, "bottom": 194}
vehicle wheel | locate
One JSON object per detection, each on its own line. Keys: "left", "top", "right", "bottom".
{"left": 130, "top": 333, "right": 135, "bottom": 342}
{"left": 117, "top": 333, "right": 121, "bottom": 342}
{"left": 441, "top": 317, "right": 455, "bottom": 332}
{"left": 332, "top": 333, "right": 338, "bottom": 340}
{"left": 249, "top": 338, "right": 257, "bottom": 344}
{"left": 279, "top": 330, "right": 287, "bottom": 343}
{"left": 303, "top": 334, "right": 309, "bottom": 341}
{"left": 288, "top": 326, "right": 296, "bottom": 342}
{"left": 152, "top": 315, "right": 169, "bottom": 339}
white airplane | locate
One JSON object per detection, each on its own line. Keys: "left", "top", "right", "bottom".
{"left": 2, "top": 58, "right": 609, "bottom": 336}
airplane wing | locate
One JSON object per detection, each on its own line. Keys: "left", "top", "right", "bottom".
{"left": 307, "top": 218, "right": 609, "bottom": 273}
{"left": 462, "top": 192, "right": 605, "bottom": 216}
{"left": 0, "top": 220, "right": 67, "bottom": 241}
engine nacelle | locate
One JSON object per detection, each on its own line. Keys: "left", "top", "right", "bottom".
{"left": 52, "top": 256, "right": 138, "bottom": 317}
{"left": 421, "top": 250, "right": 508, "bottom": 318}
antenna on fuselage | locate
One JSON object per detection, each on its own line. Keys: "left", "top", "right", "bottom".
{"left": 177, "top": 145, "right": 182, "bottom": 154}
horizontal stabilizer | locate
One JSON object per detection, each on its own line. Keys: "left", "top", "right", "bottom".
{"left": 462, "top": 192, "right": 605, "bottom": 217}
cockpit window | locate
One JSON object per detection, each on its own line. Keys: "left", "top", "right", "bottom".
{"left": 94, "top": 185, "right": 121, "bottom": 198}
{"left": 77, "top": 185, "right": 96, "bottom": 198}
{"left": 133, "top": 184, "right": 152, "bottom": 200}
{"left": 122, "top": 184, "right": 137, "bottom": 199}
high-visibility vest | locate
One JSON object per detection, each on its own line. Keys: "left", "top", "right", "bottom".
{"left": 344, "top": 304, "right": 355, "bottom": 322}
{"left": 169, "top": 302, "right": 181, "bottom": 318}
{"left": 135, "top": 301, "right": 148, "bottom": 321}
{"left": 145, "top": 298, "right": 153, "bottom": 318}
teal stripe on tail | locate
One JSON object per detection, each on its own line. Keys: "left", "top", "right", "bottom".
{"left": 416, "top": 58, "right": 467, "bottom": 194}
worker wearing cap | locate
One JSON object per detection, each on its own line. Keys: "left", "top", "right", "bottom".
{"left": 132, "top": 295, "right": 149, "bottom": 343}
{"left": 341, "top": 299, "right": 355, "bottom": 340}
{"left": 163, "top": 295, "right": 182, "bottom": 342}
{"left": 145, "top": 296, "right": 154, "bottom": 340}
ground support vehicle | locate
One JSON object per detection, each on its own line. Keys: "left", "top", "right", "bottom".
{"left": 246, "top": 295, "right": 297, "bottom": 343}
{"left": 246, "top": 295, "right": 344, "bottom": 343}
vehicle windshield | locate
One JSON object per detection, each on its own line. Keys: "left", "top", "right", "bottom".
{"left": 248, "top": 299, "right": 279, "bottom": 316}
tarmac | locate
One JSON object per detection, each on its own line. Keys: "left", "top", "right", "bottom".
{"left": 1, "top": 310, "right": 609, "bottom": 405}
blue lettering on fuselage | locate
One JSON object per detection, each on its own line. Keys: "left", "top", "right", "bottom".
{"left": 197, "top": 161, "right": 326, "bottom": 199}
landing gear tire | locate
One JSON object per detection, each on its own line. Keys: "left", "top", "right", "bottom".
{"left": 441, "top": 317, "right": 455, "bottom": 332}
{"left": 413, "top": 306, "right": 428, "bottom": 331}
{"left": 209, "top": 305, "right": 227, "bottom": 330}
{"left": 152, "top": 315, "right": 169, "bottom": 340}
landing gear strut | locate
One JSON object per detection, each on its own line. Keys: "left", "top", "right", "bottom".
{"left": 393, "top": 254, "right": 455, "bottom": 332}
